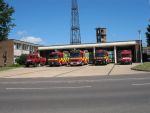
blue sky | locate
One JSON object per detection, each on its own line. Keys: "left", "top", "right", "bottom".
{"left": 6, "top": 0, "right": 150, "bottom": 46}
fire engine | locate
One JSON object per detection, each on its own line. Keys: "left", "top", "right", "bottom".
{"left": 25, "top": 54, "right": 46, "bottom": 67}
{"left": 48, "top": 51, "right": 69, "bottom": 66}
{"left": 69, "top": 50, "right": 89, "bottom": 66}
{"left": 118, "top": 50, "right": 132, "bottom": 64}
{"left": 94, "top": 50, "right": 110, "bottom": 65}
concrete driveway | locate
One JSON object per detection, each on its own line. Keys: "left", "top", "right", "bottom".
{"left": 0, "top": 63, "right": 149, "bottom": 78}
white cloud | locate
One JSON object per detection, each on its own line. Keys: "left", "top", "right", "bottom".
{"left": 17, "top": 31, "right": 27, "bottom": 36}
{"left": 21, "top": 36, "right": 43, "bottom": 44}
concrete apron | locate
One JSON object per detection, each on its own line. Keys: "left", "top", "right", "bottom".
{"left": 0, "top": 63, "right": 149, "bottom": 78}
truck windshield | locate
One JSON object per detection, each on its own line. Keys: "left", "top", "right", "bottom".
{"left": 70, "top": 52, "right": 80, "bottom": 58}
{"left": 95, "top": 53, "right": 104, "bottom": 57}
{"left": 49, "top": 54, "right": 58, "bottom": 58}
{"left": 121, "top": 54, "right": 131, "bottom": 57}
{"left": 27, "top": 55, "right": 35, "bottom": 58}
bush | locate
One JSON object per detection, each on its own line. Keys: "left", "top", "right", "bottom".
{"left": 15, "top": 54, "right": 27, "bottom": 65}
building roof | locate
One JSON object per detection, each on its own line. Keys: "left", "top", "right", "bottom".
{"left": 9, "top": 39, "right": 43, "bottom": 47}
{"left": 38, "top": 40, "right": 139, "bottom": 51}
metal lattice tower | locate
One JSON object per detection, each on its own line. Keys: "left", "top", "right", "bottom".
{"left": 70, "top": 0, "right": 81, "bottom": 44}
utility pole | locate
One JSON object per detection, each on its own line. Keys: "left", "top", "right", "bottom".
{"left": 138, "top": 30, "right": 143, "bottom": 63}
{"left": 70, "top": 0, "right": 81, "bottom": 45}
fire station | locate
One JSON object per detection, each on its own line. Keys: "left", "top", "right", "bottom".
{"left": 38, "top": 40, "right": 141, "bottom": 64}
{"left": 38, "top": 28, "right": 142, "bottom": 64}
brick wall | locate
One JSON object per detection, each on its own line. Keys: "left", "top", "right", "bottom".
{"left": 0, "top": 40, "right": 14, "bottom": 66}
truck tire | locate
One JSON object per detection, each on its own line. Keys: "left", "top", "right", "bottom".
{"left": 103, "top": 60, "right": 107, "bottom": 65}
{"left": 34, "top": 63, "right": 37, "bottom": 67}
{"left": 26, "top": 64, "right": 29, "bottom": 67}
{"left": 81, "top": 62, "right": 84, "bottom": 66}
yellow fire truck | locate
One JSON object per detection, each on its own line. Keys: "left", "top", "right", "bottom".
{"left": 94, "top": 50, "right": 110, "bottom": 65}
{"left": 48, "top": 51, "right": 69, "bottom": 66}
{"left": 69, "top": 50, "right": 89, "bottom": 66}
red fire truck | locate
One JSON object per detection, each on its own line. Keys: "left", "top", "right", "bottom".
{"left": 48, "top": 51, "right": 69, "bottom": 66}
{"left": 94, "top": 50, "right": 110, "bottom": 65}
{"left": 69, "top": 50, "right": 89, "bottom": 66}
{"left": 25, "top": 54, "right": 46, "bottom": 67}
{"left": 118, "top": 50, "right": 132, "bottom": 64}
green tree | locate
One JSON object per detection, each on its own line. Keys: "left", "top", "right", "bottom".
{"left": 0, "top": 0, "right": 15, "bottom": 41}
{"left": 15, "top": 54, "right": 27, "bottom": 65}
{"left": 146, "top": 22, "right": 150, "bottom": 46}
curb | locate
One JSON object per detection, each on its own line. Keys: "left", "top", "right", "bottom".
{"left": 131, "top": 68, "right": 150, "bottom": 72}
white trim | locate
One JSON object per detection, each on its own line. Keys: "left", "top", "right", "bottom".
{"left": 114, "top": 46, "right": 117, "bottom": 64}
{"left": 38, "top": 41, "right": 137, "bottom": 50}
{"left": 93, "top": 47, "right": 95, "bottom": 59}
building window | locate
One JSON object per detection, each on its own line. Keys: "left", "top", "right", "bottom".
{"left": 30, "top": 46, "right": 33, "bottom": 51}
{"left": 22, "top": 44, "right": 29, "bottom": 50}
{"left": 26, "top": 45, "right": 29, "bottom": 50}
{"left": 14, "top": 43, "right": 16, "bottom": 49}
{"left": 101, "top": 29, "right": 104, "bottom": 33}
{"left": 16, "top": 43, "right": 22, "bottom": 50}
{"left": 22, "top": 44, "right": 25, "bottom": 50}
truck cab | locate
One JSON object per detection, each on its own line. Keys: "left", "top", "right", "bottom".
{"left": 48, "top": 51, "right": 69, "bottom": 66}
{"left": 69, "top": 50, "right": 89, "bottom": 66}
{"left": 25, "top": 54, "right": 46, "bottom": 67}
{"left": 118, "top": 50, "right": 132, "bottom": 64}
{"left": 94, "top": 50, "right": 110, "bottom": 65}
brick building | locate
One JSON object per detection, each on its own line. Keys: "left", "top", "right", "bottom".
{"left": 0, "top": 39, "right": 40, "bottom": 66}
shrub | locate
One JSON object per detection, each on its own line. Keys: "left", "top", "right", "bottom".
{"left": 15, "top": 54, "right": 27, "bottom": 65}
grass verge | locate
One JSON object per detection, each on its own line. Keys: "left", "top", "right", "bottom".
{"left": 131, "top": 62, "right": 150, "bottom": 72}
{"left": 0, "top": 64, "right": 23, "bottom": 72}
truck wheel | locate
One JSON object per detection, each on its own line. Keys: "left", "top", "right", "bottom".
{"left": 59, "top": 63, "right": 62, "bottom": 66}
{"left": 94, "top": 61, "right": 97, "bottom": 65}
{"left": 42, "top": 61, "right": 46, "bottom": 66}
{"left": 26, "top": 64, "right": 29, "bottom": 67}
{"left": 103, "top": 60, "right": 107, "bottom": 65}
{"left": 34, "top": 63, "right": 37, "bottom": 67}
{"left": 81, "top": 62, "right": 84, "bottom": 66}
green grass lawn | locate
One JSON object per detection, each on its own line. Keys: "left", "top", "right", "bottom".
{"left": 131, "top": 62, "right": 150, "bottom": 72}
{"left": 0, "top": 64, "right": 23, "bottom": 72}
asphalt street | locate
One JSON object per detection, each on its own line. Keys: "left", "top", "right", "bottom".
{"left": 0, "top": 74, "right": 150, "bottom": 113}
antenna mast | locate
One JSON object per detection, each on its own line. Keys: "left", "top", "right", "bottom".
{"left": 70, "top": 0, "right": 81, "bottom": 44}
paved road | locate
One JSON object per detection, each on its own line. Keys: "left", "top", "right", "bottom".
{"left": 0, "top": 74, "right": 150, "bottom": 113}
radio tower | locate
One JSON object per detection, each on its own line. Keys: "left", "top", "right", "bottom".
{"left": 70, "top": 0, "right": 81, "bottom": 44}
